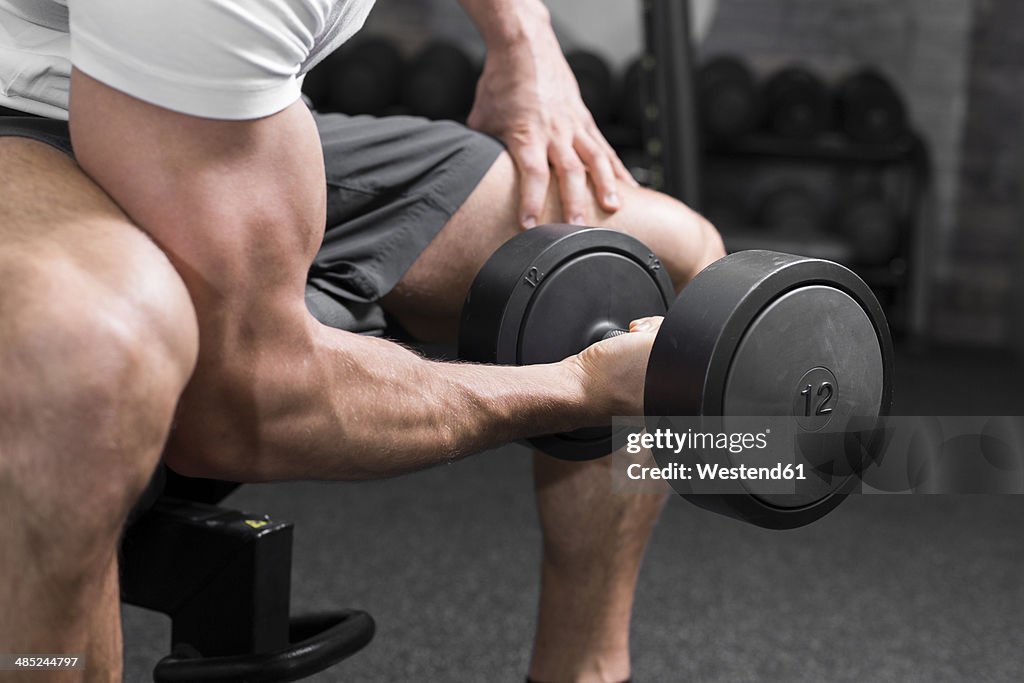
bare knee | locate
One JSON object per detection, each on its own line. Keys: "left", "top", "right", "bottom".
{"left": 385, "top": 151, "right": 727, "bottom": 338}
{"left": 496, "top": 149, "right": 725, "bottom": 290}
{"left": 690, "top": 210, "right": 727, "bottom": 278}
{"left": 538, "top": 175, "right": 727, "bottom": 291}
{"left": 614, "top": 192, "right": 724, "bottom": 291}
{"left": 0, "top": 242, "right": 197, "bottom": 569}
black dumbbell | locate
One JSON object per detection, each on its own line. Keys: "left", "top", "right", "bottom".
{"left": 615, "top": 147, "right": 654, "bottom": 187}
{"left": 402, "top": 42, "right": 478, "bottom": 122}
{"left": 698, "top": 55, "right": 759, "bottom": 142}
{"left": 762, "top": 65, "right": 831, "bottom": 140}
{"left": 566, "top": 49, "right": 614, "bottom": 127}
{"left": 617, "top": 57, "right": 646, "bottom": 135}
{"left": 755, "top": 183, "right": 826, "bottom": 234}
{"left": 836, "top": 193, "right": 900, "bottom": 265}
{"left": 303, "top": 36, "right": 404, "bottom": 116}
{"left": 836, "top": 67, "right": 909, "bottom": 145}
{"left": 459, "top": 225, "right": 893, "bottom": 529}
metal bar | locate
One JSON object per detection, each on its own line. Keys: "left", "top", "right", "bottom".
{"left": 642, "top": 0, "right": 702, "bottom": 207}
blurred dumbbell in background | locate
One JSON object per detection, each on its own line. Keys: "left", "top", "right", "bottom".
{"left": 697, "top": 55, "right": 759, "bottom": 142}
{"left": 754, "top": 181, "right": 827, "bottom": 235}
{"left": 591, "top": 54, "right": 650, "bottom": 184}
{"left": 617, "top": 57, "right": 647, "bottom": 139}
{"left": 834, "top": 190, "right": 901, "bottom": 265}
{"left": 762, "top": 65, "right": 831, "bottom": 140}
{"left": 402, "top": 41, "right": 479, "bottom": 122}
{"left": 303, "top": 36, "right": 405, "bottom": 116}
{"left": 565, "top": 49, "right": 615, "bottom": 129}
{"left": 836, "top": 67, "right": 909, "bottom": 145}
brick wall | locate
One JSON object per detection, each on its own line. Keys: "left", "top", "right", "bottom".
{"left": 946, "top": 0, "right": 1024, "bottom": 348}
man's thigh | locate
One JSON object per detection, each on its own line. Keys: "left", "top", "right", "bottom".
{"left": 0, "top": 110, "right": 507, "bottom": 344}
{"left": 0, "top": 131, "right": 197, "bottom": 382}
{"left": 307, "top": 112, "right": 504, "bottom": 335}
{"left": 0, "top": 132, "right": 197, "bottom": 512}
{"left": 0, "top": 134, "right": 170, "bottom": 293}
{"left": 381, "top": 151, "right": 722, "bottom": 342}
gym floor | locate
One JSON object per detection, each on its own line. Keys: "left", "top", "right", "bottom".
{"left": 122, "top": 345, "right": 1024, "bottom": 682}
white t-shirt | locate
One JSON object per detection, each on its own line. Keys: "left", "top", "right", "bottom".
{"left": 0, "top": 0, "right": 376, "bottom": 120}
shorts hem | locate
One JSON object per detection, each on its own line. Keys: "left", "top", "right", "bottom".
{"left": 0, "top": 117, "right": 74, "bottom": 156}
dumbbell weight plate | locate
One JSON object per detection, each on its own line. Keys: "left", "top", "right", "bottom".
{"left": 698, "top": 55, "right": 759, "bottom": 141}
{"left": 644, "top": 250, "right": 894, "bottom": 529}
{"left": 403, "top": 42, "right": 477, "bottom": 122}
{"left": 837, "top": 68, "right": 908, "bottom": 145}
{"left": 762, "top": 66, "right": 831, "bottom": 140}
{"left": 566, "top": 50, "right": 614, "bottom": 127}
{"left": 459, "top": 224, "right": 675, "bottom": 460}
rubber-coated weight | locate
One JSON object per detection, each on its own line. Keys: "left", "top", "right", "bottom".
{"left": 460, "top": 228, "right": 894, "bottom": 529}
{"left": 836, "top": 68, "right": 908, "bottom": 145}
{"left": 698, "top": 55, "right": 759, "bottom": 141}
{"left": 762, "top": 65, "right": 831, "bottom": 140}
{"left": 303, "top": 37, "right": 404, "bottom": 116}
{"left": 837, "top": 194, "right": 900, "bottom": 265}
{"left": 566, "top": 50, "right": 614, "bottom": 127}
{"left": 756, "top": 183, "right": 825, "bottom": 234}
{"left": 644, "top": 250, "right": 894, "bottom": 529}
{"left": 459, "top": 224, "right": 675, "bottom": 460}
{"left": 617, "top": 58, "right": 646, "bottom": 133}
{"left": 402, "top": 42, "right": 477, "bottom": 122}
{"left": 723, "top": 285, "right": 884, "bottom": 508}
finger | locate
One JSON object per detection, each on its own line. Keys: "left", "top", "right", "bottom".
{"left": 589, "top": 124, "right": 640, "bottom": 187}
{"left": 549, "top": 142, "right": 590, "bottom": 225}
{"left": 575, "top": 133, "right": 621, "bottom": 213}
{"left": 629, "top": 316, "right": 664, "bottom": 333}
{"left": 508, "top": 140, "right": 551, "bottom": 229}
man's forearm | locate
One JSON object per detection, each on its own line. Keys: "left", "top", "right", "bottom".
{"left": 457, "top": 0, "right": 552, "bottom": 50}
{"left": 249, "top": 326, "right": 593, "bottom": 481}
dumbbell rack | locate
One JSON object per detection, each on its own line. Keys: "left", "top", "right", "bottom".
{"left": 636, "top": 0, "right": 929, "bottom": 338}
{"left": 704, "top": 132, "right": 930, "bottom": 337}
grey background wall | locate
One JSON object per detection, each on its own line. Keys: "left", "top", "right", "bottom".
{"left": 953, "top": 1, "right": 1024, "bottom": 350}
{"left": 361, "top": 0, "right": 1020, "bottom": 350}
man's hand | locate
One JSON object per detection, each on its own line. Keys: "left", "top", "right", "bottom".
{"left": 567, "top": 317, "right": 663, "bottom": 420}
{"left": 461, "top": 0, "right": 638, "bottom": 229}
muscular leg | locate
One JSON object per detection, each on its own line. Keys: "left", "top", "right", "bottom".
{"left": 0, "top": 139, "right": 198, "bottom": 682}
{"left": 528, "top": 457, "right": 666, "bottom": 683}
{"left": 382, "top": 152, "right": 725, "bottom": 682}
{"left": 381, "top": 152, "right": 723, "bottom": 341}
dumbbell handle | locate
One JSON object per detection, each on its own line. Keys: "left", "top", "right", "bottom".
{"left": 593, "top": 321, "right": 661, "bottom": 343}
{"left": 587, "top": 325, "right": 635, "bottom": 346}
{"left": 601, "top": 328, "right": 630, "bottom": 341}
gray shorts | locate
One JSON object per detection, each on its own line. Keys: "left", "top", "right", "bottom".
{"left": 0, "top": 108, "right": 504, "bottom": 335}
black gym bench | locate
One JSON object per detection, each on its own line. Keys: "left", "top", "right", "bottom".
{"left": 121, "top": 469, "right": 375, "bottom": 682}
